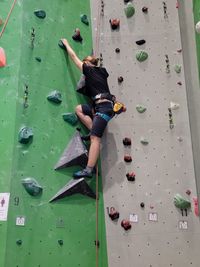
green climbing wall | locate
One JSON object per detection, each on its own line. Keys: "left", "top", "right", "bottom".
{"left": 194, "top": 0, "right": 200, "bottom": 80}
{"left": 0, "top": 1, "right": 108, "bottom": 267}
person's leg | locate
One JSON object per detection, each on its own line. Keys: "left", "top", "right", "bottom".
{"left": 75, "top": 104, "right": 93, "bottom": 130}
{"left": 87, "top": 135, "right": 101, "bottom": 167}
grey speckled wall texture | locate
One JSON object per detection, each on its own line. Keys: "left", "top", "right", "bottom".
{"left": 91, "top": 0, "right": 200, "bottom": 267}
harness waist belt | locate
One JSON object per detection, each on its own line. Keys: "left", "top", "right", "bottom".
{"left": 92, "top": 93, "right": 114, "bottom": 101}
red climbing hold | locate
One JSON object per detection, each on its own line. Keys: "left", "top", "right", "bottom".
{"left": 126, "top": 172, "right": 136, "bottom": 181}
{"left": 109, "top": 207, "right": 120, "bottom": 221}
{"left": 193, "top": 197, "right": 199, "bottom": 217}
{"left": 123, "top": 137, "right": 131, "bottom": 146}
{"left": 109, "top": 19, "right": 120, "bottom": 30}
{"left": 121, "top": 220, "right": 132, "bottom": 231}
{"left": 124, "top": 155, "right": 132, "bottom": 162}
{"left": 0, "top": 47, "right": 6, "bottom": 67}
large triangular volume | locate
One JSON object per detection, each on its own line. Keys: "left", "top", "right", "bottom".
{"left": 54, "top": 131, "right": 88, "bottom": 170}
{"left": 49, "top": 178, "right": 96, "bottom": 202}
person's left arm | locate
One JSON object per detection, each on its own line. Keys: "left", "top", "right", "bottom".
{"left": 61, "top": 38, "right": 83, "bottom": 71}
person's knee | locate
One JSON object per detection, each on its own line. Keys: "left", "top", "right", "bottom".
{"left": 75, "top": 105, "right": 82, "bottom": 116}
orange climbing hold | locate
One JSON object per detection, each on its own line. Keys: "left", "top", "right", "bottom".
{"left": 0, "top": 47, "right": 6, "bottom": 67}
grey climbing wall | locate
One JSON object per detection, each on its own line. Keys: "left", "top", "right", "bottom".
{"left": 91, "top": 0, "right": 200, "bottom": 266}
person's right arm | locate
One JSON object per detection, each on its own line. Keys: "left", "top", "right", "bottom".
{"left": 61, "top": 38, "right": 83, "bottom": 71}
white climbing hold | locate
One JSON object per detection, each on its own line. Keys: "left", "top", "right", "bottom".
{"left": 170, "top": 101, "right": 180, "bottom": 110}
{"left": 195, "top": 21, "right": 200, "bottom": 34}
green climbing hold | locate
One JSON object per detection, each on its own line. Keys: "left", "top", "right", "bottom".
{"left": 34, "top": 10, "right": 46, "bottom": 19}
{"left": 58, "top": 40, "right": 67, "bottom": 51}
{"left": 16, "top": 239, "right": 22, "bottom": 246}
{"left": 80, "top": 14, "right": 89, "bottom": 25}
{"left": 18, "top": 126, "right": 33, "bottom": 144}
{"left": 136, "top": 105, "right": 146, "bottom": 113}
{"left": 35, "top": 57, "right": 41, "bottom": 62}
{"left": 124, "top": 2, "right": 135, "bottom": 18}
{"left": 47, "top": 90, "right": 62, "bottom": 104}
{"left": 22, "top": 177, "right": 43, "bottom": 196}
{"left": 62, "top": 113, "right": 78, "bottom": 126}
{"left": 140, "top": 138, "right": 149, "bottom": 145}
{"left": 136, "top": 51, "right": 148, "bottom": 62}
{"left": 174, "top": 64, "right": 181, "bottom": 73}
{"left": 174, "top": 194, "right": 191, "bottom": 210}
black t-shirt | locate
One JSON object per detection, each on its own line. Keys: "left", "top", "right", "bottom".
{"left": 82, "top": 63, "right": 111, "bottom": 98}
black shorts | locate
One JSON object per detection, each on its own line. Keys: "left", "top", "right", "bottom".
{"left": 81, "top": 102, "right": 114, "bottom": 138}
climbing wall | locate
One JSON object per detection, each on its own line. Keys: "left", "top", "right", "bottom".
{"left": 0, "top": 1, "right": 108, "bottom": 267}
{"left": 193, "top": 0, "right": 200, "bottom": 80}
{"left": 90, "top": 0, "right": 200, "bottom": 266}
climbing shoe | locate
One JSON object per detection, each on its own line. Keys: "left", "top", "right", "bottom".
{"left": 73, "top": 168, "right": 93, "bottom": 179}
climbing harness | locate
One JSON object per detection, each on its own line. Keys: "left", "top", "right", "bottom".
{"left": 95, "top": 112, "right": 112, "bottom": 122}
{"left": 0, "top": 0, "right": 18, "bottom": 39}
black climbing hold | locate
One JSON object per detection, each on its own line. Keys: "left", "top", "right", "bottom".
{"left": 118, "top": 76, "right": 124, "bottom": 83}
{"left": 58, "top": 40, "right": 67, "bottom": 51}
{"left": 35, "top": 57, "right": 41, "bottom": 62}
{"left": 34, "top": 10, "right": 46, "bottom": 19}
{"left": 142, "top": 6, "right": 148, "bottom": 13}
{"left": 123, "top": 137, "right": 131, "bottom": 146}
{"left": 54, "top": 131, "right": 88, "bottom": 170}
{"left": 47, "top": 90, "right": 62, "bottom": 104}
{"left": 109, "top": 207, "right": 120, "bottom": 221}
{"left": 124, "top": 155, "right": 132, "bottom": 162}
{"left": 72, "top": 28, "right": 83, "bottom": 42}
{"left": 140, "top": 202, "right": 145, "bottom": 208}
{"left": 21, "top": 177, "right": 43, "bottom": 196}
{"left": 80, "top": 14, "right": 89, "bottom": 25}
{"left": 18, "top": 126, "right": 33, "bottom": 144}
{"left": 109, "top": 19, "right": 120, "bottom": 30}
{"left": 95, "top": 240, "right": 100, "bottom": 248}
{"left": 16, "top": 239, "right": 22, "bottom": 245}
{"left": 136, "top": 39, "right": 146, "bottom": 46}
{"left": 115, "top": 48, "right": 120, "bottom": 53}
{"left": 121, "top": 220, "right": 131, "bottom": 231}
{"left": 58, "top": 240, "right": 63, "bottom": 246}
{"left": 126, "top": 172, "right": 135, "bottom": 181}
{"left": 124, "top": 0, "right": 131, "bottom": 3}
{"left": 49, "top": 178, "right": 96, "bottom": 202}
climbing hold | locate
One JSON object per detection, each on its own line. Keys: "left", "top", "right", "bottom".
{"left": 16, "top": 239, "right": 22, "bottom": 246}
{"left": 80, "top": 14, "right": 89, "bottom": 25}
{"left": 195, "top": 21, "right": 200, "bottom": 34}
{"left": 47, "top": 90, "right": 62, "bottom": 104}
{"left": 62, "top": 113, "right": 78, "bottom": 126}
{"left": 72, "top": 28, "right": 83, "bottom": 42}
{"left": 124, "top": 2, "right": 135, "bottom": 18}
{"left": 186, "top": 189, "right": 191, "bottom": 195}
{"left": 177, "top": 136, "right": 183, "bottom": 142}
{"left": 18, "top": 126, "right": 33, "bottom": 144}
{"left": 170, "top": 101, "right": 180, "bottom": 110}
{"left": 58, "top": 239, "right": 64, "bottom": 246}
{"left": 174, "top": 194, "right": 191, "bottom": 210}
{"left": 124, "top": 0, "right": 130, "bottom": 3}
{"left": 174, "top": 64, "right": 181, "bottom": 73}
{"left": 34, "top": 10, "right": 46, "bottom": 19}
{"left": 123, "top": 137, "right": 131, "bottom": 146}
{"left": 140, "top": 138, "right": 149, "bottom": 145}
{"left": 0, "top": 47, "right": 6, "bottom": 67}
{"left": 118, "top": 76, "right": 124, "bottom": 83}
{"left": 22, "top": 177, "right": 43, "bottom": 196}
{"left": 177, "top": 81, "right": 182, "bottom": 86}
{"left": 193, "top": 197, "right": 199, "bottom": 216}
{"left": 109, "top": 207, "right": 120, "bottom": 221}
{"left": 140, "top": 202, "right": 145, "bottom": 208}
{"left": 177, "top": 49, "right": 182, "bottom": 53}
{"left": 58, "top": 40, "right": 67, "bottom": 51}
{"left": 136, "top": 39, "right": 146, "bottom": 46}
{"left": 109, "top": 19, "right": 120, "bottom": 30}
{"left": 142, "top": 6, "right": 148, "bottom": 13}
{"left": 115, "top": 48, "right": 120, "bottom": 53}
{"left": 136, "top": 51, "right": 148, "bottom": 62}
{"left": 35, "top": 57, "right": 41, "bottom": 62}
{"left": 49, "top": 178, "right": 96, "bottom": 202}
{"left": 77, "top": 74, "right": 87, "bottom": 96}
{"left": 136, "top": 105, "right": 146, "bottom": 113}
{"left": 54, "top": 131, "right": 88, "bottom": 169}
{"left": 124, "top": 155, "right": 132, "bottom": 162}
{"left": 126, "top": 172, "right": 135, "bottom": 181}
{"left": 121, "top": 220, "right": 131, "bottom": 231}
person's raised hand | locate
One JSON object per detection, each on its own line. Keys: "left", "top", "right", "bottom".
{"left": 61, "top": 38, "right": 68, "bottom": 47}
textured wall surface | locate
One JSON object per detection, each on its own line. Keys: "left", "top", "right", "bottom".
{"left": 0, "top": 1, "right": 108, "bottom": 267}
{"left": 90, "top": 0, "right": 200, "bottom": 266}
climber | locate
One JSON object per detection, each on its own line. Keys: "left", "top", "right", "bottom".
{"left": 61, "top": 38, "right": 114, "bottom": 178}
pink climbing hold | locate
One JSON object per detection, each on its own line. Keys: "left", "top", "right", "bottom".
{"left": 0, "top": 47, "right": 6, "bottom": 67}
{"left": 193, "top": 197, "right": 199, "bottom": 217}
